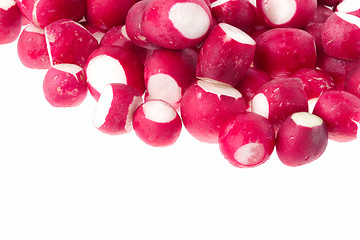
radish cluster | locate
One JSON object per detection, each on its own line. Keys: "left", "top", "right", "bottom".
{"left": 2, "top": 0, "right": 360, "bottom": 168}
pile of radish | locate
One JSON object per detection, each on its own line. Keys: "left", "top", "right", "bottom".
{"left": 2, "top": 0, "right": 360, "bottom": 168}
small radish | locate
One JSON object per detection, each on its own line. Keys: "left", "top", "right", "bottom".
{"left": 219, "top": 112, "right": 275, "bottom": 168}
{"left": 141, "top": 0, "right": 212, "bottom": 49}
{"left": 17, "top": 24, "right": 50, "bottom": 69}
{"left": 336, "top": 0, "right": 360, "bottom": 18}
{"left": 144, "top": 48, "right": 197, "bottom": 109}
{"left": 85, "top": 46, "right": 145, "bottom": 101}
{"left": 322, "top": 12, "right": 360, "bottom": 60}
{"left": 345, "top": 66, "right": 360, "bottom": 99}
{"left": 313, "top": 90, "right": 360, "bottom": 142}
{"left": 318, "top": 0, "right": 340, "bottom": 6}
{"left": 254, "top": 28, "right": 317, "bottom": 78}
{"left": 180, "top": 79, "right": 246, "bottom": 143}
{"left": 196, "top": 23, "right": 256, "bottom": 86}
{"left": 81, "top": 21, "right": 107, "bottom": 43}
{"left": 85, "top": 0, "right": 137, "bottom": 30}
{"left": 276, "top": 112, "right": 328, "bottom": 167}
{"left": 43, "top": 64, "right": 87, "bottom": 107}
{"left": 0, "top": 0, "right": 21, "bottom": 44}
{"left": 93, "top": 83, "right": 143, "bottom": 135}
{"left": 256, "top": 0, "right": 317, "bottom": 28}
{"left": 312, "top": 4, "right": 334, "bottom": 23}
{"left": 304, "top": 22, "right": 326, "bottom": 54}
{"left": 250, "top": 77, "right": 309, "bottom": 133}
{"left": 45, "top": 19, "right": 99, "bottom": 68}
{"left": 132, "top": 100, "right": 182, "bottom": 147}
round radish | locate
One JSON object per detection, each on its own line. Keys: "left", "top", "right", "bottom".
{"left": 141, "top": 0, "right": 212, "bottom": 49}
{"left": 196, "top": 23, "right": 256, "bottom": 86}
{"left": 256, "top": 0, "right": 317, "bottom": 28}
{"left": 43, "top": 64, "right": 87, "bottom": 107}
{"left": 219, "top": 112, "right": 275, "bottom": 168}
{"left": 276, "top": 112, "right": 328, "bottom": 167}
{"left": 17, "top": 24, "right": 50, "bottom": 69}
{"left": 85, "top": 46, "right": 145, "bottom": 101}
{"left": 81, "top": 21, "right": 106, "bottom": 43}
{"left": 210, "top": 0, "right": 257, "bottom": 33}
{"left": 17, "top": 0, "right": 85, "bottom": 28}
{"left": 45, "top": 19, "right": 99, "bottom": 68}
{"left": 336, "top": 0, "right": 360, "bottom": 18}
{"left": 322, "top": 12, "right": 360, "bottom": 60}
{"left": 132, "top": 100, "right": 182, "bottom": 147}
{"left": 313, "top": 90, "right": 360, "bottom": 142}
{"left": 345, "top": 66, "right": 360, "bottom": 98}
{"left": 250, "top": 77, "right": 309, "bottom": 133}
{"left": 93, "top": 83, "right": 143, "bottom": 135}
{"left": 180, "top": 79, "right": 246, "bottom": 143}
{"left": 144, "top": 48, "right": 197, "bottom": 109}
{"left": 304, "top": 22, "right": 326, "bottom": 55}
{"left": 312, "top": 4, "right": 334, "bottom": 23}
{"left": 318, "top": 0, "right": 340, "bottom": 6}
{"left": 254, "top": 28, "right": 317, "bottom": 78}
{"left": 85, "top": 0, "right": 137, "bottom": 30}
{"left": 0, "top": 0, "right": 21, "bottom": 44}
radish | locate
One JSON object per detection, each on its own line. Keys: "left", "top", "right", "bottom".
{"left": 318, "top": 0, "right": 340, "bottom": 6}
{"left": 210, "top": 0, "right": 257, "bottom": 33}
{"left": 0, "top": 0, "right": 21, "bottom": 44}
{"left": 93, "top": 83, "right": 143, "bottom": 135}
{"left": 250, "top": 77, "right": 309, "bottom": 133}
{"left": 254, "top": 28, "right": 317, "bottom": 78}
{"left": 81, "top": 21, "right": 106, "bottom": 43}
{"left": 43, "top": 64, "right": 87, "bottom": 107}
{"left": 45, "top": 19, "right": 99, "bottom": 68}
{"left": 180, "top": 79, "right": 246, "bottom": 143}
{"left": 219, "top": 112, "right": 275, "bottom": 168}
{"left": 345, "top": 66, "right": 360, "bottom": 99}
{"left": 85, "top": 46, "right": 145, "bottom": 101}
{"left": 336, "top": 0, "right": 360, "bottom": 18}
{"left": 17, "top": 24, "right": 50, "bottom": 69}
{"left": 276, "top": 112, "right": 328, "bottom": 167}
{"left": 196, "top": 23, "right": 256, "bottom": 86}
{"left": 17, "top": 0, "right": 85, "bottom": 28}
{"left": 132, "top": 100, "right": 182, "bottom": 147}
{"left": 322, "top": 12, "right": 360, "bottom": 60}
{"left": 256, "top": 0, "right": 317, "bottom": 28}
{"left": 304, "top": 22, "right": 326, "bottom": 54}
{"left": 85, "top": 0, "right": 137, "bottom": 30}
{"left": 141, "top": 0, "right": 212, "bottom": 49}
{"left": 312, "top": 4, "right": 334, "bottom": 23}
{"left": 313, "top": 90, "right": 360, "bottom": 142}
{"left": 144, "top": 48, "right": 197, "bottom": 110}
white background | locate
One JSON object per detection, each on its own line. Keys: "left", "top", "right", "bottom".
{"left": 1, "top": 39, "right": 360, "bottom": 240}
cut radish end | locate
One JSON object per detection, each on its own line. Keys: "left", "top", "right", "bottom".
{"left": 291, "top": 112, "right": 323, "bottom": 128}
{"left": 211, "top": 0, "right": 230, "bottom": 8}
{"left": 24, "top": 24, "right": 44, "bottom": 34}
{"left": 168, "top": 2, "right": 210, "bottom": 39}
{"left": 251, "top": 93, "right": 269, "bottom": 119}
{"left": 337, "top": 0, "right": 360, "bottom": 13}
{"left": 197, "top": 79, "right": 242, "bottom": 99}
{"left": 234, "top": 143, "right": 265, "bottom": 166}
{"left": 336, "top": 12, "right": 360, "bottom": 28}
{"left": 0, "top": 0, "right": 16, "bottom": 10}
{"left": 308, "top": 98, "right": 318, "bottom": 113}
{"left": 125, "top": 96, "right": 143, "bottom": 132}
{"left": 53, "top": 64, "right": 82, "bottom": 76}
{"left": 121, "top": 25, "right": 131, "bottom": 41}
{"left": 219, "top": 23, "right": 256, "bottom": 45}
{"left": 86, "top": 55, "right": 126, "bottom": 93}
{"left": 262, "top": 0, "right": 297, "bottom": 25}
{"left": 143, "top": 100, "right": 177, "bottom": 123}
{"left": 94, "top": 84, "right": 113, "bottom": 128}
{"left": 147, "top": 73, "right": 182, "bottom": 107}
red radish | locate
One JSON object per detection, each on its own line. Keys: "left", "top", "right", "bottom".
{"left": 235, "top": 67, "right": 271, "bottom": 109}
{"left": 304, "top": 22, "right": 325, "bottom": 54}
{"left": 250, "top": 77, "right": 309, "bottom": 132}
{"left": 248, "top": 25, "right": 270, "bottom": 41}
{"left": 93, "top": 83, "right": 143, "bottom": 135}
{"left": 313, "top": 90, "right": 360, "bottom": 142}
{"left": 141, "top": 0, "right": 212, "bottom": 49}
{"left": 336, "top": 0, "right": 360, "bottom": 18}
{"left": 0, "top": 0, "right": 21, "bottom": 44}
{"left": 17, "top": 24, "right": 50, "bottom": 69}
{"left": 312, "top": 4, "right": 334, "bottom": 23}
{"left": 254, "top": 28, "right": 317, "bottom": 78}
{"left": 219, "top": 112, "right": 275, "bottom": 168}
{"left": 256, "top": 0, "right": 317, "bottom": 28}
{"left": 125, "top": 0, "right": 159, "bottom": 49}
{"left": 196, "top": 23, "right": 256, "bottom": 86}
{"left": 81, "top": 21, "right": 107, "bottom": 43}
{"left": 85, "top": 0, "right": 137, "bottom": 30}
{"left": 291, "top": 68, "right": 336, "bottom": 111}
{"left": 144, "top": 48, "right": 197, "bottom": 109}
{"left": 132, "top": 100, "right": 182, "bottom": 147}
{"left": 345, "top": 66, "right": 360, "bottom": 98}
{"left": 318, "top": 0, "right": 340, "bottom": 6}
{"left": 210, "top": 0, "right": 257, "bottom": 33}
{"left": 85, "top": 46, "right": 145, "bottom": 101}
{"left": 17, "top": 0, "right": 85, "bottom": 28}
{"left": 276, "top": 112, "right": 328, "bottom": 167}
{"left": 45, "top": 19, "right": 99, "bottom": 68}
{"left": 180, "top": 79, "right": 246, "bottom": 143}
{"left": 322, "top": 12, "right": 360, "bottom": 60}
{"left": 317, "top": 51, "right": 360, "bottom": 90}
{"left": 43, "top": 64, "right": 87, "bottom": 107}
